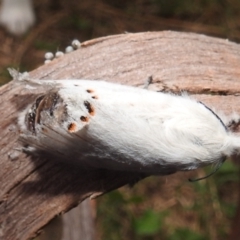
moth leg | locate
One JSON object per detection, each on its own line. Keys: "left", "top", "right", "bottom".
{"left": 224, "top": 113, "right": 240, "bottom": 131}
{"left": 143, "top": 76, "right": 153, "bottom": 89}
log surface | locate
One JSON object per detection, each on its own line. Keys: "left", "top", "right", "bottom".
{"left": 0, "top": 31, "right": 240, "bottom": 240}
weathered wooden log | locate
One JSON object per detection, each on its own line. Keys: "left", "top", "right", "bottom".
{"left": 0, "top": 31, "right": 240, "bottom": 240}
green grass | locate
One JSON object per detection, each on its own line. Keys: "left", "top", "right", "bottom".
{"left": 97, "top": 160, "right": 238, "bottom": 240}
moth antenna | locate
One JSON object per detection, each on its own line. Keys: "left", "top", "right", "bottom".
{"left": 188, "top": 162, "right": 224, "bottom": 182}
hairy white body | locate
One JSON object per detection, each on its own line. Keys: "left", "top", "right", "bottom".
{"left": 18, "top": 79, "right": 240, "bottom": 175}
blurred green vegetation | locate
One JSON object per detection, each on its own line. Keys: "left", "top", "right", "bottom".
{"left": 97, "top": 161, "right": 239, "bottom": 240}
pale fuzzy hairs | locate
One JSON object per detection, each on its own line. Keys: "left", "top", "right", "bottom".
{"left": 16, "top": 76, "right": 240, "bottom": 177}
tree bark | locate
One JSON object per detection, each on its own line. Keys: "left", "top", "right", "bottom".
{"left": 0, "top": 31, "right": 240, "bottom": 240}
{"left": 36, "top": 199, "right": 96, "bottom": 240}
{"left": 62, "top": 199, "right": 96, "bottom": 240}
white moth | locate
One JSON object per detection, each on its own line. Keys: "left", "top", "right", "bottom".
{"left": 17, "top": 75, "right": 240, "bottom": 178}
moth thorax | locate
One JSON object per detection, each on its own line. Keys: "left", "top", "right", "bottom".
{"left": 25, "top": 91, "right": 67, "bottom": 134}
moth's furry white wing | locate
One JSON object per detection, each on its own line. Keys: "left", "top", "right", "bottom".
{"left": 19, "top": 80, "right": 240, "bottom": 175}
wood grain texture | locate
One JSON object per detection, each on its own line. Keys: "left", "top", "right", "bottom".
{"left": 0, "top": 31, "right": 240, "bottom": 240}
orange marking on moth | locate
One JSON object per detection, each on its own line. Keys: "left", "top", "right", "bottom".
{"left": 80, "top": 116, "right": 89, "bottom": 122}
{"left": 84, "top": 101, "right": 95, "bottom": 116}
{"left": 86, "top": 89, "right": 94, "bottom": 93}
{"left": 68, "top": 123, "right": 77, "bottom": 132}
{"left": 89, "top": 108, "right": 95, "bottom": 116}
